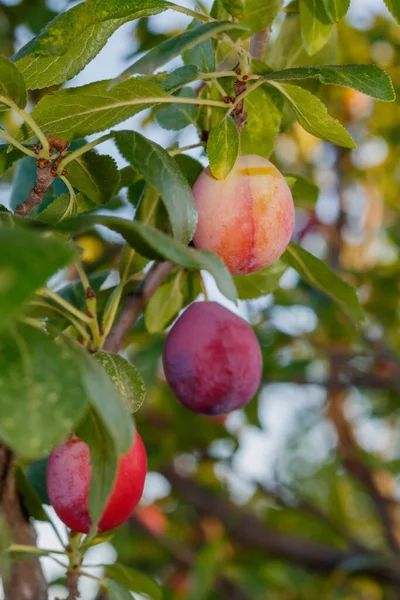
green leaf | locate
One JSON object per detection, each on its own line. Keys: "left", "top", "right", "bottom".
{"left": 233, "top": 261, "right": 287, "bottom": 299}
{"left": 151, "top": 65, "right": 200, "bottom": 92}
{"left": 270, "top": 82, "right": 356, "bottom": 149}
{"left": 182, "top": 20, "right": 216, "bottom": 73}
{"left": 300, "top": 0, "right": 333, "bottom": 56}
{"left": 14, "top": 466, "right": 48, "bottom": 521}
{"left": 383, "top": 0, "right": 400, "bottom": 23}
{"left": 244, "top": 0, "right": 283, "bottom": 34}
{"left": 114, "top": 130, "right": 197, "bottom": 243}
{"left": 116, "top": 21, "right": 248, "bottom": 81}
{"left": 106, "top": 564, "right": 162, "bottom": 600}
{"left": 0, "top": 55, "right": 26, "bottom": 109}
{"left": 67, "top": 339, "right": 134, "bottom": 457}
{"left": 284, "top": 173, "right": 319, "bottom": 207}
{"left": 22, "top": 79, "right": 171, "bottom": 141}
{"left": 77, "top": 407, "right": 119, "bottom": 535}
{"left": 266, "top": 64, "right": 395, "bottom": 102}
{"left": 94, "top": 352, "right": 146, "bottom": 413}
{"left": 0, "top": 324, "right": 88, "bottom": 458}
{"left": 37, "top": 193, "right": 76, "bottom": 224}
{"left": 0, "top": 228, "right": 76, "bottom": 330}
{"left": 323, "top": 0, "right": 350, "bottom": 21}
{"left": 222, "top": 0, "right": 245, "bottom": 19}
{"left": 144, "top": 272, "right": 184, "bottom": 333}
{"left": 38, "top": 193, "right": 94, "bottom": 224}
{"left": 27, "top": 458, "right": 50, "bottom": 505}
{"left": 174, "top": 154, "right": 204, "bottom": 187}
{"left": 54, "top": 215, "right": 237, "bottom": 302}
{"left": 13, "top": 0, "right": 170, "bottom": 89}
{"left": 136, "top": 185, "right": 165, "bottom": 231}
{"left": 207, "top": 117, "right": 239, "bottom": 180}
{"left": 283, "top": 243, "right": 364, "bottom": 322}
{"left": 125, "top": 180, "right": 145, "bottom": 206}
{"left": 67, "top": 152, "right": 121, "bottom": 205}
{"left": 156, "top": 87, "right": 198, "bottom": 131}
{"left": 241, "top": 85, "right": 283, "bottom": 159}
{"left": 0, "top": 144, "right": 24, "bottom": 175}
{"left": 106, "top": 580, "right": 134, "bottom": 600}
{"left": 268, "top": 9, "right": 338, "bottom": 70}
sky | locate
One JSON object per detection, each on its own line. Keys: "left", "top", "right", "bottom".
{"left": 0, "top": 0, "right": 395, "bottom": 598}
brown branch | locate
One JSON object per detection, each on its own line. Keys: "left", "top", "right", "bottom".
{"left": 66, "top": 569, "right": 80, "bottom": 600}
{"left": 103, "top": 261, "right": 175, "bottom": 353}
{"left": 255, "top": 480, "right": 367, "bottom": 552}
{"left": 327, "top": 135, "right": 400, "bottom": 556}
{"left": 162, "top": 466, "right": 400, "bottom": 587}
{"left": 130, "top": 516, "right": 249, "bottom": 600}
{"left": 250, "top": 26, "right": 272, "bottom": 61}
{"left": 232, "top": 77, "right": 248, "bottom": 133}
{"left": 15, "top": 161, "right": 57, "bottom": 217}
{"left": 0, "top": 446, "right": 48, "bottom": 600}
{"left": 328, "top": 391, "right": 400, "bottom": 555}
{"left": 263, "top": 370, "right": 400, "bottom": 393}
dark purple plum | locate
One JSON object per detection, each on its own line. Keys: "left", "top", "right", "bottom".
{"left": 162, "top": 302, "right": 262, "bottom": 415}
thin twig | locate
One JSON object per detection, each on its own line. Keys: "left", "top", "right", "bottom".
{"left": 103, "top": 261, "right": 175, "bottom": 353}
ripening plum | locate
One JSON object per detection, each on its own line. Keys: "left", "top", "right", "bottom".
{"left": 192, "top": 154, "right": 295, "bottom": 275}
{"left": 47, "top": 431, "right": 147, "bottom": 533}
{"left": 163, "top": 302, "right": 262, "bottom": 415}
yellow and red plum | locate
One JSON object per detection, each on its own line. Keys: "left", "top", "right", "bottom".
{"left": 163, "top": 302, "right": 262, "bottom": 415}
{"left": 192, "top": 154, "right": 294, "bottom": 275}
{"left": 47, "top": 431, "right": 147, "bottom": 533}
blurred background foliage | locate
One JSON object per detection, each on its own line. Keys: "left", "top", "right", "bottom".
{"left": 2, "top": 0, "right": 400, "bottom": 599}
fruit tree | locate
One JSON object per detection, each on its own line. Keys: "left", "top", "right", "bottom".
{"left": 0, "top": 0, "right": 400, "bottom": 599}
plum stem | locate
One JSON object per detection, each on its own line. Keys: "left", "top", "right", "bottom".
{"left": 76, "top": 260, "right": 103, "bottom": 350}
{"left": 66, "top": 531, "right": 83, "bottom": 599}
{"left": 196, "top": 272, "right": 209, "bottom": 301}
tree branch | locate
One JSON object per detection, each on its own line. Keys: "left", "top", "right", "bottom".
{"left": 263, "top": 370, "right": 400, "bottom": 393}
{"left": 0, "top": 447, "right": 48, "bottom": 600}
{"left": 162, "top": 466, "right": 400, "bottom": 587}
{"left": 103, "top": 261, "right": 175, "bottom": 353}
{"left": 250, "top": 27, "right": 272, "bottom": 61}
{"left": 130, "top": 516, "right": 249, "bottom": 600}
{"left": 15, "top": 161, "right": 56, "bottom": 217}
{"left": 327, "top": 391, "right": 400, "bottom": 555}
{"left": 254, "top": 479, "right": 367, "bottom": 552}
